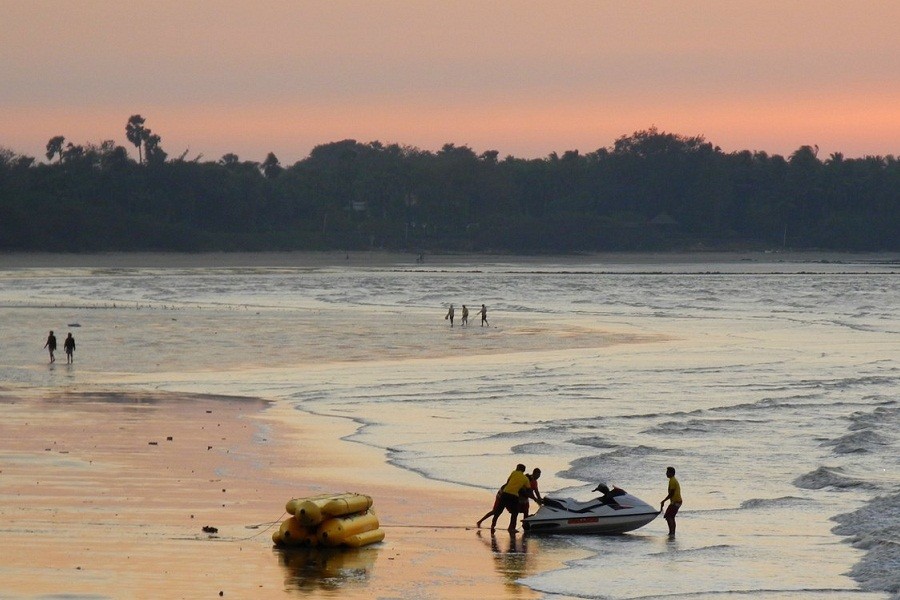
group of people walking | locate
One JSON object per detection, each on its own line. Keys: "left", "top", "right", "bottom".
{"left": 445, "top": 303, "right": 488, "bottom": 327}
{"left": 43, "top": 330, "right": 75, "bottom": 364}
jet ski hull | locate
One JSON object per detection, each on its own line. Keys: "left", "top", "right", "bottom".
{"left": 523, "top": 491, "right": 659, "bottom": 535}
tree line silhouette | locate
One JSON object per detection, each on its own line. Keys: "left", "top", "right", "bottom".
{"left": 1, "top": 117, "right": 898, "bottom": 252}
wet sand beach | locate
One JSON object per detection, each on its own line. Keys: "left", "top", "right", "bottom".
{"left": 0, "top": 388, "right": 578, "bottom": 599}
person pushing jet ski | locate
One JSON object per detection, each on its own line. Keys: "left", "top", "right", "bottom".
{"left": 488, "top": 463, "right": 541, "bottom": 533}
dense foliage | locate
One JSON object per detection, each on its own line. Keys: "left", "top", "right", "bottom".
{"left": 1, "top": 125, "right": 898, "bottom": 252}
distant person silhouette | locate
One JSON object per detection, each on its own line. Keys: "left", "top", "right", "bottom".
{"left": 461, "top": 305, "right": 469, "bottom": 326}
{"left": 445, "top": 304, "right": 455, "bottom": 327}
{"left": 480, "top": 304, "right": 489, "bottom": 327}
{"left": 64, "top": 332, "right": 76, "bottom": 364}
{"left": 43, "top": 330, "right": 57, "bottom": 363}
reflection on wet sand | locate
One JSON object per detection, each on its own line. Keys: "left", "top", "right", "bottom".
{"left": 477, "top": 529, "right": 541, "bottom": 591}
{"left": 275, "top": 545, "right": 380, "bottom": 593}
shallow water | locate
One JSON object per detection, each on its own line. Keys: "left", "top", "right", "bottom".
{"left": 1, "top": 253, "right": 897, "bottom": 599}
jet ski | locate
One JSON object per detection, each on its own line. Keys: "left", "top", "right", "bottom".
{"left": 523, "top": 484, "right": 659, "bottom": 535}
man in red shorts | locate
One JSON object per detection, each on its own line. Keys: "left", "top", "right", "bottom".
{"left": 490, "top": 464, "right": 537, "bottom": 533}
{"left": 660, "top": 466, "right": 682, "bottom": 536}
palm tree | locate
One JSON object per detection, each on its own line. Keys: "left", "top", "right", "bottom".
{"left": 125, "top": 115, "right": 147, "bottom": 164}
{"left": 45, "top": 136, "right": 65, "bottom": 163}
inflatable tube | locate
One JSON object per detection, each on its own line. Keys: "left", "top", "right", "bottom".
{"left": 277, "top": 516, "right": 318, "bottom": 547}
{"left": 342, "top": 528, "right": 385, "bottom": 548}
{"left": 322, "top": 495, "right": 373, "bottom": 518}
{"left": 292, "top": 493, "right": 374, "bottom": 527}
{"left": 317, "top": 511, "right": 380, "bottom": 546}
{"left": 294, "top": 501, "right": 324, "bottom": 527}
{"left": 285, "top": 493, "right": 337, "bottom": 516}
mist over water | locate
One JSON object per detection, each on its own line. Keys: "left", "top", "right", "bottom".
{"left": 1, "top": 253, "right": 897, "bottom": 599}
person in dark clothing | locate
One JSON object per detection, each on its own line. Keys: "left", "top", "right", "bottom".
{"left": 64, "top": 332, "right": 76, "bottom": 364}
{"left": 43, "top": 331, "right": 57, "bottom": 363}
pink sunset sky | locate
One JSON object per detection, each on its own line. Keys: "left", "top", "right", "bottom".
{"left": 2, "top": 1, "right": 899, "bottom": 165}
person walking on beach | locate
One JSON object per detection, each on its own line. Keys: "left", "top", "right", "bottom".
{"left": 63, "top": 332, "right": 76, "bottom": 364}
{"left": 461, "top": 305, "right": 469, "bottom": 326}
{"left": 445, "top": 304, "right": 455, "bottom": 327}
{"left": 480, "top": 304, "right": 489, "bottom": 327}
{"left": 43, "top": 330, "right": 57, "bottom": 363}
{"left": 489, "top": 463, "right": 538, "bottom": 533}
{"left": 660, "top": 466, "right": 682, "bottom": 536}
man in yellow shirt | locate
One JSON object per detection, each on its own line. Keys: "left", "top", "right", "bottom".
{"left": 660, "top": 466, "right": 682, "bottom": 536}
{"left": 490, "top": 463, "right": 537, "bottom": 532}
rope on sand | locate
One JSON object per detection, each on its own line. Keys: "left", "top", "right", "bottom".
{"left": 380, "top": 523, "right": 477, "bottom": 530}
{"left": 235, "top": 511, "right": 287, "bottom": 540}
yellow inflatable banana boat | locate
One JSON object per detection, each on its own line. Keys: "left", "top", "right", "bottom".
{"left": 275, "top": 492, "right": 383, "bottom": 548}
{"left": 285, "top": 492, "right": 373, "bottom": 527}
{"left": 274, "top": 516, "right": 319, "bottom": 547}
{"left": 342, "top": 528, "right": 385, "bottom": 548}
{"left": 317, "top": 510, "right": 380, "bottom": 546}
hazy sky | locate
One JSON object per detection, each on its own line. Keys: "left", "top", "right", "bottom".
{"left": 3, "top": 1, "right": 899, "bottom": 164}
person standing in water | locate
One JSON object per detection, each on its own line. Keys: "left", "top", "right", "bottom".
{"left": 63, "top": 332, "right": 76, "bottom": 364}
{"left": 43, "top": 330, "right": 57, "bottom": 363}
{"left": 445, "top": 304, "right": 455, "bottom": 327}
{"left": 480, "top": 304, "right": 489, "bottom": 327}
{"left": 660, "top": 466, "right": 682, "bottom": 536}
{"left": 461, "top": 305, "right": 469, "bottom": 326}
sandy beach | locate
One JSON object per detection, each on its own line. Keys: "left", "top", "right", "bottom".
{"left": 0, "top": 388, "right": 582, "bottom": 599}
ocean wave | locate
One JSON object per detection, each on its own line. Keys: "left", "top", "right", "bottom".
{"left": 569, "top": 437, "right": 620, "bottom": 450}
{"left": 818, "top": 375, "right": 899, "bottom": 391}
{"left": 560, "top": 450, "right": 681, "bottom": 486}
{"left": 822, "top": 430, "right": 888, "bottom": 454}
{"left": 739, "top": 496, "right": 811, "bottom": 510}
{"left": 597, "top": 445, "right": 669, "bottom": 459}
{"left": 832, "top": 489, "right": 900, "bottom": 597}
{"left": 642, "top": 419, "right": 718, "bottom": 435}
{"left": 510, "top": 442, "right": 557, "bottom": 455}
{"left": 849, "top": 403, "right": 900, "bottom": 431}
{"left": 793, "top": 466, "right": 875, "bottom": 490}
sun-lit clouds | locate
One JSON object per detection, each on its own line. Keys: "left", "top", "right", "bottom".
{"left": 2, "top": 2, "right": 899, "bottom": 163}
